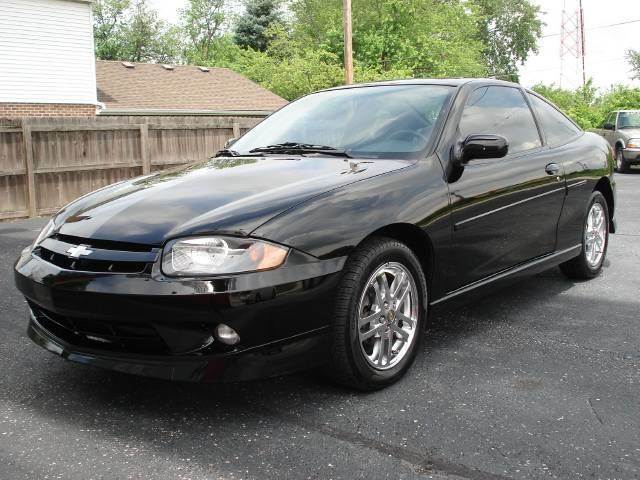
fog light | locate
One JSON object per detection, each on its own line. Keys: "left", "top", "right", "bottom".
{"left": 215, "top": 324, "right": 240, "bottom": 345}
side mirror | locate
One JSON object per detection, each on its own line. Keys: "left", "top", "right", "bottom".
{"left": 224, "top": 137, "right": 238, "bottom": 149}
{"left": 456, "top": 134, "right": 509, "bottom": 165}
{"left": 603, "top": 122, "right": 615, "bottom": 131}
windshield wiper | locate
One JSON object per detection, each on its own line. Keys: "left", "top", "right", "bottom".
{"left": 249, "top": 142, "right": 353, "bottom": 158}
{"left": 214, "top": 149, "right": 266, "bottom": 158}
{"left": 214, "top": 148, "right": 241, "bottom": 157}
{"left": 619, "top": 126, "right": 640, "bottom": 129}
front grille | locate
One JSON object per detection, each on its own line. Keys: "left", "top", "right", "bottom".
{"left": 33, "top": 235, "right": 158, "bottom": 274}
{"left": 30, "top": 302, "right": 169, "bottom": 355}
{"left": 35, "top": 246, "right": 148, "bottom": 273}
{"left": 52, "top": 233, "right": 154, "bottom": 253}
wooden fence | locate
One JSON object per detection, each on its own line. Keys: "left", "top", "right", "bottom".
{"left": 0, "top": 115, "right": 265, "bottom": 220}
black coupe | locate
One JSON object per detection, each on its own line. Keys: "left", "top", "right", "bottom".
{"left": 14, "top": 79, "right": 616, "bottom": 390}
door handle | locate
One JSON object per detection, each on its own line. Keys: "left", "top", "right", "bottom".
{"left": 545, "top": 163, "right": 560, "bottom": 176}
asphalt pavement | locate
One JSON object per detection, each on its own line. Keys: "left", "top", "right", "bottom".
{"left": 1, "top": 172, "right": 639, "bottom": 480}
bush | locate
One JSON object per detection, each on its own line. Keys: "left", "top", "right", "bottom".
{"left": 533, "top": 82, "right": 640, "bottom": 130}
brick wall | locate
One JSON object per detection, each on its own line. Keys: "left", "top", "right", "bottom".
{"left": 0, "top": 103, "right": 96, "bottom": 117}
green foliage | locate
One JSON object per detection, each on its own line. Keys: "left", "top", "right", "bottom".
{"left": 598, "top": 85, "right": 640, "bottom": 115}
{"left": 627, "top": 49, "right": 640, "bottom": 80}
{"left": 533, "top": 81, "right": 640, "bottom": 129}
{"left": 234, "top": 0, "right": 284, "bottom": 51}
{"left": 93, "top": 0, "right": 131, "bottom": 60}
{"left": 471, "top": 0, "right": 543, "bottom": 81}
{"left": 221, "top": 26, "right": 343, "bottom": 99}
{"left": 180, "top": 0, "right": 226, "bottom": 64}
{"left": 290, "top": 0, "right": 488, "bottom": 78}
{"left": 93, "top": 0, "right": 182, "bottom": 62}
{"left": 92, "top": 0, "right": 545, "bottom": 101}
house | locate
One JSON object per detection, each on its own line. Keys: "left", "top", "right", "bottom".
{"left": 0, "top": 1, "right": 286, "bottom": 119}
{"left": 0, "top": 0, "right": 98, "bottom": 117}
{"left": 96, "top": 61, "right": 288, "bottom": 116}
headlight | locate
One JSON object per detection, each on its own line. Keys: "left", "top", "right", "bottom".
{"left": 32, "top": 219, "right": 55, "bottom": 249}
{"left": 626, "top": 138, "right": 640, "bottom": 149}
{"left": 162, "top": 236, "right": 289, "bottom": 277}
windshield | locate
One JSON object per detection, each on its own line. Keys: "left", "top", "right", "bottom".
{"left": 618, "top": 111, "right": 640, "bottom": 129}
{"left": 231, "top": 85, "right": 454, "bottom": 159}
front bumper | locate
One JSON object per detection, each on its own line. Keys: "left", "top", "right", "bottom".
{"left": 623, "top": 148, "right": 640, "bottom": 163}
{"left": 15, "top": 247, "right": 345, "bottom": 382}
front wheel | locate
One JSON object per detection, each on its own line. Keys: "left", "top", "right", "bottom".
{"left": 327, "top": 237, "right": 427, "bottom": 390}
{"left": 616, "top": 149, "right": 630, "bottom": 173}
{"left": 560, "top": 191, "right": 609, "bottom": 280}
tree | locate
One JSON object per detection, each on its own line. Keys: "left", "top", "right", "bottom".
{"left": 120, "top": 0, "right": 181, "bottom": 62}
{"left": 471, "top": 0, "right": 543, "bottom": 81}
{"left": 628, "top": 49, "right": 640, "bottom": 80}
{"left": 290, "top": 0, "right": 487, "bottom": 79}
{"left": 180, "top": 0, "right": 226, "bottom": 64}
{"left": 91, "top": 0, "right": 547, "bottom": 101}
{"left": 93, "top": 0, "right": 131, "bottom": 60}
{"left": 533, "top": 80, "right": 600, "bottom": 129}
{"left": 234, "top": 0, "right": 284, "bottom": 51}
{"left": 533, "top": 81, "right": 640, "bottom": 130}
{"left": 92, "top": 0, "right": 182, "bottom": 63}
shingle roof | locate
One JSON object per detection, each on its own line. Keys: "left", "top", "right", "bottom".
{"left": 96, "top": 60, "right": 287, "bottom": 113}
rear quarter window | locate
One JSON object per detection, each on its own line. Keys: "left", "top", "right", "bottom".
{"left": 528, "top": 93, "right": 582, "bottom": 147}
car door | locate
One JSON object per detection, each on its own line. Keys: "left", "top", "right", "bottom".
{"left": 594, "top": 113, "right": 611, "bottom": 140}
{"left": 446, "top": 85, "right": 566, "bottom": 292}
{"left": 602, "top": 112, "right": 617, "bottom": 146}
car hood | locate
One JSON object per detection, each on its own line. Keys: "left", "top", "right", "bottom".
{"left": 622, "top": 128, "right": 640, "bottom": 138}
{"left": 54, "top": 156, "right": 410, "bottom": 246}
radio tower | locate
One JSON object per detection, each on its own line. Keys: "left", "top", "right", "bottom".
{"left": 560, "top": 0, "right": 586, "bottom": 88}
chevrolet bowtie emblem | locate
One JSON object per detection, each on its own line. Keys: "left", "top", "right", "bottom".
{"left": 66, "top": 245, "right": 93, "bottom": 258}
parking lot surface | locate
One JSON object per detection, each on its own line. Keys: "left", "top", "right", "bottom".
{"left": 1, "top": 173, "right": 639, "bottom": 480}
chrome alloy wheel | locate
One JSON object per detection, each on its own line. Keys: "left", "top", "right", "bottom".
{"left": 585, "top": 202, "right": 607, "bottom": 268}
{"left": 357, "top": 262, "right": 419, "bottom": 370}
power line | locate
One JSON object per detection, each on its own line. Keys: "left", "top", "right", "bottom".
{"left": 543, "top": 18, "right": 640, "bottom": 38}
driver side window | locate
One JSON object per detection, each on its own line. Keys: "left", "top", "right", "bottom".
{"left": 458, "top": 86, "right": 542, "bottom": 155}
{"left": 604, "top": 112, "right": 616, "bottom": 128}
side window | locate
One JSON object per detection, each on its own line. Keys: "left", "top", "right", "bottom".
{"left": 459, "top": 86, "right": 541, "bottom": 155}
{"left": 605, "top": 112, "right": 616, "bottom": 128}
{"left": 527, "top": 93, "right": 581, "bottom": 147}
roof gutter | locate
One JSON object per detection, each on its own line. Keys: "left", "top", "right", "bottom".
{"left": 98, "top": 108, "right": 273, "bottom": 117}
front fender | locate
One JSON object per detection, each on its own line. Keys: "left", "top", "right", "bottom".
{"left": 251, "top": 156, "right": 451, "bottom": 263}
{"left": 614, "top": 134, "right": 629, "bottom": 149}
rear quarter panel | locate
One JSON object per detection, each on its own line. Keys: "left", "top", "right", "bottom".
{"left": 556, "top": 132, "right": 614, "bottom": 250}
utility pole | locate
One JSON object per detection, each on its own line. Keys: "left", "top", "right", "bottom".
{"left": 343, "top": 0, "right": 354, "bottom": 85}
{"left": 579, "top": 0, "right": 586, "bottom": 88}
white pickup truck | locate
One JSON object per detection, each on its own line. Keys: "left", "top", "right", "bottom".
{"left": 592, "top": 110, "right": 640, "bottom": 173}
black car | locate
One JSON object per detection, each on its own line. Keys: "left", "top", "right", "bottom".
{"left": 14, "top": 79, "right": 616, "bottom": 390}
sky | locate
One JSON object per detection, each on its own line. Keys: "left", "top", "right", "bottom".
{"left": 150, "top": 0, "right": 640, "bottom": 91}
{"left": 149, "top": 0, "right": 186, "bottom": 21}
{"left": 518, "top": 0, "right": 640, "bottom": 90}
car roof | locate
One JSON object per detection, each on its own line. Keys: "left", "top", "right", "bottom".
{"left": 614, "top": 110, "right": 640, "bottom": 113}
{"left": 322, "top": 78, "right": 522, "bottom": 92}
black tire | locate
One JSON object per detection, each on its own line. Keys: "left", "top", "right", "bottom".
{"left": 616, "top": 149, "right": 630, "bottom": 173}
{"left": 559, "top": 191, "right": 609, "bottom": 280}
{"left": 327, "top": 237, "right": 428, "bottom": 391}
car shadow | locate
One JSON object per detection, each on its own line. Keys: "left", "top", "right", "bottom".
{"left": 422, "top": 267, "right": 577, "bottom": 351}
{"left": 10, "top": 264, "right": 632, "bottom": 476}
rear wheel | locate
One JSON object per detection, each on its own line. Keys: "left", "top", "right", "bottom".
{"left": 328, "top": 237, "right": 427, "bottom": 390}
{"left": 616, "top": 148, "right": 630, "bottom": 173}
{"left": 560, "top": 191, "right": 609, "bottom": 280}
